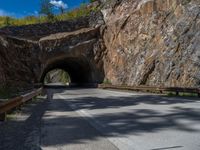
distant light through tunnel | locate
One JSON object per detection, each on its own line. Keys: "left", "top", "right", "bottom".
{"left": 44, "top": 69, "right": 71, "bottom": 85}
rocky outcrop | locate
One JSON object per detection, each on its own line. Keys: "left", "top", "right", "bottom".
{"left": 101, "top": 0, "right": 200, "bottom": 87}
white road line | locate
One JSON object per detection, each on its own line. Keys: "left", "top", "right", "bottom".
{"left": 58, "top": 95, "right": 137, "bottom": 150}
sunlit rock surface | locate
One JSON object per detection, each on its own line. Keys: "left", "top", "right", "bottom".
{"left": 101, "top": 0, "right": 200, "bottom": 87}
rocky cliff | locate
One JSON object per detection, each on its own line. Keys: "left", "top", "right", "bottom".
{"left": 101, "top": 0, "right": 200, "bottom": 87}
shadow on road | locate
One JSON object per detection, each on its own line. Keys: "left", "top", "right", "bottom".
{"left": 42, "top": 90, "right": 200, "bottom": 148}
{"left": 1, "top": 88, "right": 200, "bottom": 150}
{"left": 0, "top": 97, "right": 47, "bottom": 150}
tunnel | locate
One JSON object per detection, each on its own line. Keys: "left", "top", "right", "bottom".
{"left": 40, "top": 57, "right": 104, "bottom": 86}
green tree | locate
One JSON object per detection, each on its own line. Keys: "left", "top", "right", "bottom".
{"left": 39, "top": 0, "right": 54, "bottom": 21}
{"left": 4, "top": 17, "right": 11, "bottom": 26}
{"left": 90, "top": 0, "right": 98, "bottom": 2}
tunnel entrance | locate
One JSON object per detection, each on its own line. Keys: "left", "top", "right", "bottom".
{"left": 40, "top": 57, "right": 104, "bottom": 87}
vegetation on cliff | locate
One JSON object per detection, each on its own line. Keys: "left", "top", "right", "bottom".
{"left": 0, "top": 1, "right": 98, "bottom": 28}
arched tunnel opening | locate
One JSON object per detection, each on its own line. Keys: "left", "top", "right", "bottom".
{"left": 40, "top": 57, "right": 104, "bottom": 87}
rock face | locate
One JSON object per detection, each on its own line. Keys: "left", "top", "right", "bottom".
{"left": 101, "top": 0, "right": 200, "bottom": 87}
{"left": 0, "top": 0, "right": 200, "bottom": 90}
{"left": 0, "top": 36, "right": 41, "bottom": 90}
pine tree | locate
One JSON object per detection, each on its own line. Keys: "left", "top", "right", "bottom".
{"left": 39, "top": 0, "right": 54, "bottom": 21}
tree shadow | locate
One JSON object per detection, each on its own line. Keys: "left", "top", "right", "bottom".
{"left": 1, "top": 88, "right": 200, "bottom": 150}
{"left": 41, "top": 91, "right": 200, "bottom": 148}
{"left": 0, "top": 97, "right": 47, "bottom": 150}
{"left": 59, "top": 93, "right": 200, "bottom": 110}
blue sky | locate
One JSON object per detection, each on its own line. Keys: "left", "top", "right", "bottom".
{"left": 0, "top": 0, "right": 88, "bottom": 18}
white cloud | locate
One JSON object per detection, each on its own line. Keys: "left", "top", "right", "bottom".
{"left": 0, "top": 9, "right": 18, "bottom": 17}
{"left": 50, "top": 0, "right": 68, "bottom": 9}
{"left": 34, "top": 11, "right": 39, "bottom": 15}
{"left": 0, "top": 9, "right": 10, "bottom": 16}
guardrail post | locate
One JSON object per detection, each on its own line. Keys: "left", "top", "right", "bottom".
{"left": 0, "top": 112, "right": 6, "bottom": 121}
{"left": 176, "top": 91, "right": 179, "bottom": 96}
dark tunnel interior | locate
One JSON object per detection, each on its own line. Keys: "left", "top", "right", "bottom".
{"left": 40, "top": 57, "right": 100, "bottom": 85}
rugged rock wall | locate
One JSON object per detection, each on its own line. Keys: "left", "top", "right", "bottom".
{"left": 0, "top": 36, "right": 41, "bottom": 90}
{"left": 102, "top": 0, "right": 200, "bottom": 87}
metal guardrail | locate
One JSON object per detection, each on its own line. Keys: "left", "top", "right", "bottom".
{"left": 0, "top": 88, "right": 43, "bottom": 121}
{"left": 98, "top": 84, "right": 200, "bottom": 97}
{"left": 159, "top": 87, "right": 200, "bottom": 96}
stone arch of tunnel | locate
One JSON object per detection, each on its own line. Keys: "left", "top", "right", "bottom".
{"left": 40, "top": 57, "right": 104, "bottom": 86}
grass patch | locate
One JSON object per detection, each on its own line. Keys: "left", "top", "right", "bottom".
{"left": 103, "top": 79, "right": 112, "bottom": 85}
{"left": 167, "top": 92, "right": 198, "bottom": 97}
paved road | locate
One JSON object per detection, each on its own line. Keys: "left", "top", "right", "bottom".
{"left": 1, "top": 88, "right": 200, "bottom": 150}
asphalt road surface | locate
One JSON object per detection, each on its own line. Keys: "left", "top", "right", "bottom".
{"left": 1, "top": 88, "right": 200, "bottom": 150}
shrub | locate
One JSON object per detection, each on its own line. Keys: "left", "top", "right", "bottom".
{"left": 90, "top": 0, "right": 98, "bottom": 2}
{"left": 103, "top": 78, "right": 112, "bottom": 85}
